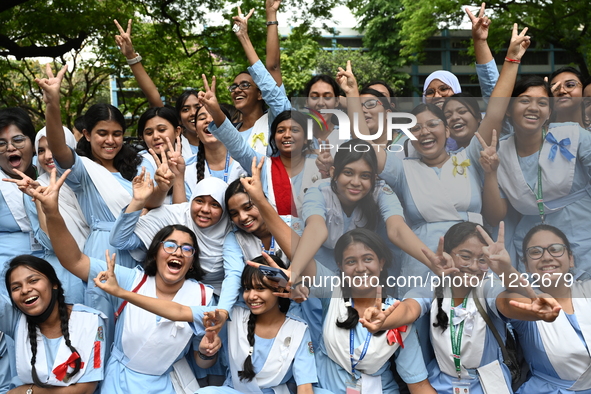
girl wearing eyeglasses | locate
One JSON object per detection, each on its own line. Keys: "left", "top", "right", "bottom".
{"left": 28, "top": 170, "right": 217, "bottom": 394}
{"left": 422, "top": 71, "right": 462, "bottom": 110}
{"left": 549, "top": 67, "right": 587, "bottom": 129}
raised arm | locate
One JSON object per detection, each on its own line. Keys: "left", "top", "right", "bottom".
{"left": 359, "top": 287, "right": 422, "bottom": 333}
{"left": 35, "top": 64, "right": 75, "bottom": 168}
{"left": 232, "top": 7, "right": 259, "bottom": 67}
{"left": 466, "top": 3, "right": 493, "bottom": 66}
{"left": 478, "top": 24, "right": 530, "bottom": 146}
{"left": 114, "top": 19, "right": 164, "bottom": 108}
{"left": 265, "top": 0, "right": 282, "bottom": 86}
{"left": 476, "top": 130, "right": 507, "bottom": 226}
{"left": 32, "top": 170, "right": 90, "bottom": 281}
{"left": 93, "top": 252, "right": 193, "bottom": 322}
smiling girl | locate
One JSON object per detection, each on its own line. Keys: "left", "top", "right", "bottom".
{"left": 1, "top": 256, "right": 105, "bottom": 393}
{"left": 28, "top": 169, "right": 215, "bottom": 394}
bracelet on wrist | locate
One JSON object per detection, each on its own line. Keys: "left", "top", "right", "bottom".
{"left": 504, "top": 57, "right": 520, "bottom": 64}
{"left": 266, "top": 21, "right": 279, "bottom": 26}
{"left": 127, "top": 53, "right": 142, "bottom": 66}
{"left": 198, "top": 351, "right": 217, "bottom": 360}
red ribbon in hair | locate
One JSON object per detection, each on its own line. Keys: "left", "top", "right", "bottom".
{"left": 52, "top": 352, "right": 84, "bottom": 381}
{"left": 386, "top": 325, "right": 407, "bottom": 348}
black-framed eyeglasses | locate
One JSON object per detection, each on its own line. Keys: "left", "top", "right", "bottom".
{"left": 551, "top": 80, "right": 582, "bottom": 94}
{"left": 361, "top": 99, "right": 383, "bottom": 110}
{"left": 161, "top": 241, "right": 196, "bottom": 257}
{"left": 228, "top": 82, "right": 252, "bottom": 93}
{"left": 424, "top": 85, "right": 452, "bottom": 97}
{"left": 409, "top": 118, "right": 444, "bottom": 134}
{"left": 0, "top": 134, "right": 28, "bottom": 154}
{"left": 526, "top": 243, "right": 567, "bottom": 260}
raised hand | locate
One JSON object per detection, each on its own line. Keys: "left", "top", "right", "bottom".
{"left": 197, "top": 74, "right": 220, "bottom": 115}
{"left": 240, "top": 157, "right": 266, "bottom": 204}
{"left": 34, "top": 63, "right": 67, "bottom": 105}
{"left": 477, "top": 222, "right": 513, "bottom": 276}
{"left": 204, "top": 309, "right": 230, "bottom": 333}
{"left": 476, "top": 129, "right": 499, "bottom": 173}
{"left": 509, "top": 294, "right": 562, "bottom": 322}
{"left": 231, "top": 6, "right": 255, "bottom": 40}
{"left": 131, "top": 166, "right": 154, "bottom": 203}
{"left": 359, "top": 286, "right": 400, "bottom": 333}
{"left": 246, "top": 252, "right": 292, "bottom": 294}
{"left": 316, "top": 140, "right": 333, "bottom": 178}
{"left": 506, "top": 23, "right": 530, "bottom": 61}
{"left": 465, "top": 3, "right": 490, "bottom": 42}
{"left": 2, "top": 168, "right": 40, "bottom": 197}
{"left": 336, "top": 60, "right": 358, "bottom": 96}
{"left": 266, "top": 0, "right": 280, "bottom": 13}
{"left": 93, "top": 251, "right": 122, "bottom": 297}
{"left": 199, "top": 329, "right": 221, "bottom": 356}
{"left": 165, "top": 136, "right": 185, "bottom": 178}
{"left": 151, "top": 148, "right": 175, "bottom": 193}
{"left": 29, "top": 168, "right": 70, "bottom": 215}
{"left": 422, "top": 237, "right": 459, "bottom": 277}
{"left": 114, "top": 19, "right": 136, "bottom": 59}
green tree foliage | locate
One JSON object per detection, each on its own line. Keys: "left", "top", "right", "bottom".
{"left": 279, "top": 25, "right": 321, "bottom": 97}
{"left": 397, "top": 0, "right": 591, "bottom": 78}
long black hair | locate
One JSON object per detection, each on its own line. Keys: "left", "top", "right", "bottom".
{"left": 195, "top": 105, "right": 233, "bottom": 183}
{"left": 238, "top": 254, "right": 289, "bottom": 382}
{"left": 330, "top": 139, "right": 379, "bottom": 230}
{"left": 269, "top": 110, "right": 313, "bottom": 156}
{"left": 76, "top": 103, "right": 142, "bottom": 181}
{"left": 5, "top": 256, "right": 81, "bottom": 387}
{"left": 333, "top": 229, "right": 392, "bottom": 331}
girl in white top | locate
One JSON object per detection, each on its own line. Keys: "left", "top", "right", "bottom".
{"left": 1, "top": 255, "right": 105, "bottom": 393}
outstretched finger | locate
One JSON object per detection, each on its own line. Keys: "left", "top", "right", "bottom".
{"left": 245, "top": 8, "right": 255, "bottom": 19}
{"left": 382, "top": 300, "right": 400, "bottom": 319}
{"left": 126, "top": 19, "right": 132, "bottom": 34}
{"left": 435, "top": 236, "right": 445, "bottom": 257}
{"left": 201, "top": 74, "right": 210, "bottom": 92}
{"left": 105, "top": 251, "right": 117, "bottom": 273}
{"left": 148, "top": 148, "right": 162, "bottom": 167}
{"left": 490, "top": 129, "right": 498, "bottom": 149}
{"left": 497, "top": 221, "right": 505, "bottom": 248}
{"left": 464, "top": 6, "right": 477, "bottom": 22}
{"left": 478, "top": 2, "right": 485, "bottom": 18}
{"left": 476, "top": 225, "right": 494, "bottom": 247}
{"left": 165, "top": 137, "right": 175, "bottom": 156}
{"left": 237, "top": 5, "right": 243, "bottom": 17}
{"left": 45, "top": 63, "right": 55, "bottom": 79}
{"left": 511, "top": 23, "right": 518, "bottom": 38}
{"left": 52, "top": 168, "right": 71, "bottom": 190}
{"left": 519, "top": 27, "right": 529, "bottom": 37}
{"left": 114, "top": 19, "right": 125, "bottom": 34}
{"left": 210, "top": 76, "right": 217, "bottom": 93}
{"left": 474, "top": 132, "right": 489, "bottom": 151}
{"left": 346, "top": 60, "right": 352, "bottom": 73}
{"left": 56, "top": 64, "right": 68, "bottom": 80}
{"left": 374, "top": 285, "right": 383, "bottom": 308}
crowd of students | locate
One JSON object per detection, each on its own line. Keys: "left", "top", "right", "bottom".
{"left": 1, "top": 2, "right": 591, "bottom": 393}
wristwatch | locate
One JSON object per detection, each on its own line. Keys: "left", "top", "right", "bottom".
{"left": 26, "top": 385, "right": 34, "bottom": 394}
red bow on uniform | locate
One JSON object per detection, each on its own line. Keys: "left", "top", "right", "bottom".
{"left": 386, "top": 325, "right": 407, "bottom": 348}
{"left": 52, "top": 352, "right": 84, "bottom": 381}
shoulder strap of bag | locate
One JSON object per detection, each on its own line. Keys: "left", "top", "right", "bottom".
{"left": 472, "top": 290, "right": 511, "bottom": 363}
{"left": 115, "top": 273, "right": 148, "bottom": 320}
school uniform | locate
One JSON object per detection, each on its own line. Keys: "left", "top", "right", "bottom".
{"left": 53, "top": 148, "right": 154, "bottom": 268}
{"left": 0, "top": 298, "right": 105, "bottom": 389}
{"left": 87, "top": 258, "right": 213, "bottom": 393}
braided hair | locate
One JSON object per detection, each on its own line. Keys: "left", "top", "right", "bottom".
{"left": 238, "top": 255, "right": 289, "bottom": 382}
{"left": 194, "top": 106, "right": 232, "bottom": 184}
{"left": 333, "top": 229, "right": 392, "bottom": 333}
{"left": 5, "top": 256, "right": 82, "bottom": 386}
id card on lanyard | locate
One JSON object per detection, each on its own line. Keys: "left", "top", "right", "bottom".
{"left": 206, "top": 152, "right": 231, "bottom": 183}
{"left": 260, "top": 236, "right": 276, "bottom": 255}
{"left": 347, "top": 299, "right": 372, "bottom": 393}
{"left": 450, "top": 297, "right": 468, "bottom": 379}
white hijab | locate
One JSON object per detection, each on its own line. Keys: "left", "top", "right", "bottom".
{"left": 422, "top": 70, "right": 462, "bottom": 103}
{"left": 134, "top": 177, "right": 232, "bottom": 281}
{"left": 35, "top": 126, "right": 77, "bottom": 176}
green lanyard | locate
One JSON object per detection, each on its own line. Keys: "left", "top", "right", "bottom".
{"left": 390, "top": 131, "right": 404, "bottom": 146}
{"left": 535, "top": 129, "right": 547, "bottom": 223}
{"left": 450, "top": 297, "right": 469, "bottom": 378}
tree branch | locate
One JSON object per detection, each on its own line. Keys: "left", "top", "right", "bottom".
{"left": 0, "top": 32, "right": 88, "bottom": 59}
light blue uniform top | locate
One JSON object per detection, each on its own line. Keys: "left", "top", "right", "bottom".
{"left": 87, "top": 258, "right": 212, "bottom": 394}
{"left": 0, "top": 298, "right": 105, "bottom": 389}
{"left": 406, "top": 280, "right": 512, "bottom": 394}
{"left": 308, "top": 263, "right": 429, "bottom": 394}
{"left": 54, "top": 149, "right": 154, "bottom": 268}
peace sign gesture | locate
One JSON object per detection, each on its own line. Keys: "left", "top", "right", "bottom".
{"left": 508, "top": 294, "right": 562, "bottom": 322}
{"left": 465, "top": 3, "right": 490, "bottom": 42}
{"left": 93, "top": 251, "right": 123, "bottom": 297}
{"left": 359, "top": 285, "right": 400, "bottom": 334}
{"left": 197, "top": 74, "right": 220, "bottom": 116}
{"left": 2, "top": 168, "right": 40, "bottom": 197}
{"left": 34, "top": 63, "right": 68, "bottom": 105}
{"left": 240, "top": 157, "right": 266, "bottom": 204}
{"left": 476, "top": 129, "right": 499, "bottom": 173}
{"left": 150, "top": 147, "right": 175, "bottom": 193}
{"left": 506, "top": 23, "right": 530, "bottom": 62}
{"left": 477, "top": 222, "right": 513, "bottom": 276}
{"left": 336, "top": 60, "right": 358, "bottom": 96}
{"left": 165, "top": 136, "right": 186, "bottom": 178}
{"left": 421, "top": 237, "right": 459, "bottom": 277}
{"left": 29, "top": 168, "right": 70, "bottom": 215}
{"left": 232, "top": 6, "right": 255, "bottom": 39}
{"left": 114, "top": 19, "right": 137, "bottom": 59}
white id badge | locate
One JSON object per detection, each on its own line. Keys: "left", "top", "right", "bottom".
{"left": 29, "top": 232, "right": 43, "bottom": 252}
{"left": 345, "top": 376, "right": 361, "bottom": 394}
{"left": 452, "top": 378, "right": 471, "bottom": 394}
